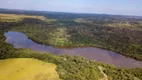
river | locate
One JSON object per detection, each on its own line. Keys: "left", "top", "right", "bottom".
{"left": 4, "top": 31, "right": 142, "bottom": 68}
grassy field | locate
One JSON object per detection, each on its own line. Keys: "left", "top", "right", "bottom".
{"left": 0, "top": 13, "right": 46, "bottom": 22}
{"left": 0, "top": 58, "right": 61, "bottom": 80}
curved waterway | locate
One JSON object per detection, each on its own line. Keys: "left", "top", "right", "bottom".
{"left": 4, "top": 31, "right": 142, "bottom": 68}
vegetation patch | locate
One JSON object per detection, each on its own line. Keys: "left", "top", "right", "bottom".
{"left": 47, "top": 27, "right": 72, "bottom": 46}
{"left": 74, "top": 18, "right": 92, "bottom": 23}
{"left": 45, "top": 19, "right": 57, "bottom": 23}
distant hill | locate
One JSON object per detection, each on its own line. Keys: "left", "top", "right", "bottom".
{"left": 0, "top": 8, "right": 142, "bottom": 19}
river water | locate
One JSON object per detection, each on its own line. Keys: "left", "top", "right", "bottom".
{"left": 4, "top": 31, "right": 142, "bottom": 68}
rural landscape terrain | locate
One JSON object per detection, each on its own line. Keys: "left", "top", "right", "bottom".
{"left": 0, "top": 9, "right": 142, "bottom": 80}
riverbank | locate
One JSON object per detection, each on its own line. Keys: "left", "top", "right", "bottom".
{"left": 10, "top": 22, "right": 142, "bottom": 61}
{"left": 5, "top": 31, "right": 142, "bottom": 68}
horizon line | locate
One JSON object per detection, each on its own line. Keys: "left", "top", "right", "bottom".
{"left": 0, "top": 8, "right": 142, "bottom": 17}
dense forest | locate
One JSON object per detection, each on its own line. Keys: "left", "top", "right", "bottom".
{"left": 4, "top": 10, "right": 142, "bottom": 61}
{"left": 0, "top": 11, "right": 142, "bottom": 80}
{"left": 0, "top": 26, "right": 142, "bottom": 80}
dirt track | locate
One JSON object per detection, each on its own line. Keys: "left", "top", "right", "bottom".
{"left": 98, "top": 66, "right": 108, "bottom": 80}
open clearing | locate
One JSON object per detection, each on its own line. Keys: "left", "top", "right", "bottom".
{"left": 0, "top": 13, "right": 46, "bottom": 22}
{"left": 0, "top": 58, "right": 61, "bottom": 80}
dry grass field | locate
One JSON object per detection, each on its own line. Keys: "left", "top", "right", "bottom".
{"left": 0, "top": 13, "right": 46, "bottom": 22}
{"left": 0, "top": 58, "right": 61, "bottom": 80}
